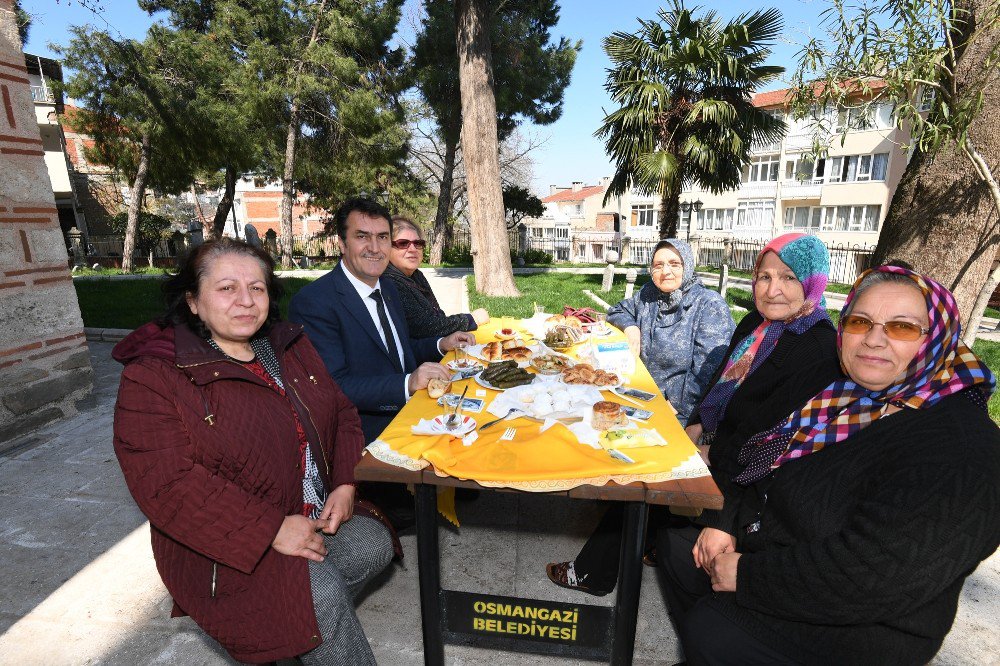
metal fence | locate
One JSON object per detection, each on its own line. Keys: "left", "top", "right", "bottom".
{"left": 694, "top": 237, "right": 877, "bottom": 284}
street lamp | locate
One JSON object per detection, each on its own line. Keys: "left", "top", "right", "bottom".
{"left": 679, "top": 199, "right": 703, "bottom": 242}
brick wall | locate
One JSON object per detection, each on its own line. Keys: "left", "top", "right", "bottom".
{"left": 0, "top": 1, "right": 92, "bottom": 444}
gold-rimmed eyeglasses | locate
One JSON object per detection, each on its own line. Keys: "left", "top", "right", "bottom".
{"left": 841, "top": 315, "right": 929, "bottom": 341}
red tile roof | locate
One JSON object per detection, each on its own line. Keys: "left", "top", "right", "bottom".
{"left": 542, "top": 184, "right": 605, "bottom": 203}
{"left": 753, "top": 79, "right": 887, "bottom": 109}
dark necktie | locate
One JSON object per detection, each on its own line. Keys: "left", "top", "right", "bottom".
{"left": 369, "top": 289, "right": 402, "bottom": 371}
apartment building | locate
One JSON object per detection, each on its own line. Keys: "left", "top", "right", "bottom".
{"left": 530, "top": 83, "right": 916, "bottom": 266}
{"left": 678, "top": 84, "right": 911, "bottom": 248}
{"left": 25, "top": 53, "right": 88, "bottom": 236}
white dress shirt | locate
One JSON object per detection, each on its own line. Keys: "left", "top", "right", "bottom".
{"left": 341, "top": 267, "right": 411, "bottom": 399}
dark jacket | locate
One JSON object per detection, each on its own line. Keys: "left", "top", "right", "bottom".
{"left": 383, "top": 263, "right": 477, "bottom": 338}
{"left": 711, "top": 391, "right": 1000, "bottom": 665}
{"left": 690, "top": 310, "right": 841, "bottom": 534}
{"left": 112, "top": 321, "right": 365, "bottom": 663}
{"left": 288, "top": 262, "right": 442, "bottom": 443}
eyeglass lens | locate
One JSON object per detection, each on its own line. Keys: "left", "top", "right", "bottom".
{"left": 842, "top": 315, "right": 925, "bottom": 341}
{"left": 392, "top": 239, "right": 426, "bottom": 249}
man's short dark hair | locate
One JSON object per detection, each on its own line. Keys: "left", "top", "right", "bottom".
{"left": 333, "top": 197, "right": 393, "bottom": 239}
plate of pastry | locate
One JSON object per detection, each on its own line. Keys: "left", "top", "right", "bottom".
{"left": 558, "top": 363, "right": 623, "bottom": 391}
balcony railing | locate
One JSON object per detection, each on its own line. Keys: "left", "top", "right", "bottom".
{"left": 780, "top": 181, "right": 824, "bottom": 199}
{"left": 30, "top": 85, "right": 55, "bottom": 103}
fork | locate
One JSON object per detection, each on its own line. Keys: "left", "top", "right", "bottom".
{"left": 478, "top": 407, "right": 523, "bottom": 431}
{"left": 500, "top": 427, "right": 516, "bottom": 441}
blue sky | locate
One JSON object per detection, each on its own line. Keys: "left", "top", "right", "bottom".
{"left": 21, "top": 0, "right": 827, "bottom": 196}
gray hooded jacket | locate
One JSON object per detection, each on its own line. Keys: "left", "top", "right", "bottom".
{"left": 607, "top": 239, "right": 735, "bottom": 423}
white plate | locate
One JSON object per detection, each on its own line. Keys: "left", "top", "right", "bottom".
{"left": 430, "top": 414, "right": 477, "bottom": 435}
{"left": 447, "top": 359, "right": 482, "bottom": 372}
{"left": 474, "top": 371, "right": 537, "bottom": 391}
{"left": 530, "top": 352, "right": 577, "bottom": 375}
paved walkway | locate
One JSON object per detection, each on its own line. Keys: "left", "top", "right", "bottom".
{"left": 2, "top": 272, "right": 996, "bottom": 664}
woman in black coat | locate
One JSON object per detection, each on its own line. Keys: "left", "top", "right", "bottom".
{"left": 665, "top": 266, "right": 1000, "bottom": 665}
{"left": 383, "top": 216, "right": 489, "bottom": 338}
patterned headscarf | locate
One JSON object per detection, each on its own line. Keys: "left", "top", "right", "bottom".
{"left": 734, "top": 265, "right": 996, "bottom": 485}
{"left": 698, "top": 233, "right": 832, "bottom": 432}
{"left": 651, "top": 238, "right": 699, "bottom": 314}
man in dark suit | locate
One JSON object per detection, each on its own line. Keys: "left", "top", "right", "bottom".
{"left": 289, "top": 197, "right": 473, "bottom": 527}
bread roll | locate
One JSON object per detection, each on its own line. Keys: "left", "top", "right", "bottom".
{"left": 592, "top": 401, "right": 626, "bottom": 431}
{"left": 427, "top": 378, "right": 451, "bottom": 399}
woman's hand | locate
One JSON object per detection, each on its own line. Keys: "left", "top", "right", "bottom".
{"left": 685, "top": 423, "right": 704, "bottom": 445}
{"left": 471, "top": 308, "right": 490, "bottom": 325}
{"left": 709, "top": 552, "right": 740, "bottom": 592}
{"left": 692, "top": 527, "right": 736, "bottom": 572}
{"left": 319, "top": 484, "right": 356, "bottom": 534}
{"left": 272, "top": 515, "right": 328, "bottom": 562}
{"left": 624, "top": 326, "right": 641, "bottom": 356}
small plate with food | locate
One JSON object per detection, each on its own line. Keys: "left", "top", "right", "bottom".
{"left": 495, "top": 326, "right": 522, "bottom": 341}
{"left": 469, "top": 340, "right": 537, "bottom": 365}
{"left": 447, "top": 358, "right": 482, "bottom": 373}
{"left": 474, "top": 361, "right": 537, "bottom": 390}
{"left": 559, "top": 363, "right": 623, "bottom": 391}
{"left": 530, "top": 352, "right": 577, "bottom": 375}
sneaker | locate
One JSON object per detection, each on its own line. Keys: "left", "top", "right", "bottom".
{"left": 545, "top": 561, "right": 612, "bottom": 597}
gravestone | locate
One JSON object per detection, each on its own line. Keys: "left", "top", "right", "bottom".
{"left": 0, "top": 2, "right": 93, "bottom": 445}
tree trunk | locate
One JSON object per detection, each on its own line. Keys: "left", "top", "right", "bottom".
{"left": 191, "top": 183, "right": 212, "bottom": 241}
{"left": 455, "top": 0, "right": 519, "bottom": 296}
{"left": 121, "top": 132, "right": 151, "bottom": 273}
{"left": 429, "top": 132, "right": 459, "bottom": 265}
{"left": 871, "top": 0, "right": 999, "bottom": 343}
{"left": 280, "top": 101, "right": 299, "bottom": 269}
{"left": 211, "top": 164, "right": 237, "bottom": 240}
{"left": 658, "top": 176, "right": 682, "bottom": 239}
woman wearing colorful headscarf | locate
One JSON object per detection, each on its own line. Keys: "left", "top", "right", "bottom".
{"left": 546, "top": 239, "right": 734, "bottom": 595}
{"left": 658, "top": 233, "right": 844, "bottom": 596}
{"left": 665, "top": 266, "right": 1000, "bottom": 665}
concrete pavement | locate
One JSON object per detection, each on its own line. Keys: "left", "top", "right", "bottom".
{"left": 1, "top": 271, "right": 996, "bottom": 664}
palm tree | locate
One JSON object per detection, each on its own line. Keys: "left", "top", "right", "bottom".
{"left": 597, "top": 1, "right": 787, "bottom": 238}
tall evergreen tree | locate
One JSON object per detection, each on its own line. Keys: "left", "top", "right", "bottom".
{"left": 597, "top": 1, "right": 785, "bottom": 238}
{"left": 57, "top": 28, "right": 195, "bottom": 272}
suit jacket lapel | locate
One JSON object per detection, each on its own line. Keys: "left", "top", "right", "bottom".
{"left": 332, "top": 263, "right": 399, "bottom": 367}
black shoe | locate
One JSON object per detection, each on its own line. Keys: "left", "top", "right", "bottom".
{"left": 545, "top": 562, "right": 612, "bottom": 597}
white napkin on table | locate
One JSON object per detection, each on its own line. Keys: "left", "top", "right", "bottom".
{"left": 411, "top": 417, "right": 479, "bottom": 446}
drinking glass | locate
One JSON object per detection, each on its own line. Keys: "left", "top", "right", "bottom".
{"left": 454, "top": 342, "right": 469, "bottom": 369}
{"left": 595, "top": 312, "right": 608, "bottom": 334}
{"left": 533, "top": 303, "right": 546, "bottom": 316}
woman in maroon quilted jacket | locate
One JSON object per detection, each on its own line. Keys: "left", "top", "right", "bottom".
{"left": 113, "top": 238, "right": 393, "bottom": 664}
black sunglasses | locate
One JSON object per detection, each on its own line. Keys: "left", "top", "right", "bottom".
{"left": 391, "top": 239, "right": 427, "bottom": 250}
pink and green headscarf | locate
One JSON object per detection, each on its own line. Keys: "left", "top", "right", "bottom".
{"left": 698, "top": 233, "right": 832, "bottom": 432}
{"left": 734, "top": 265, "right": 996, "bottom": 485}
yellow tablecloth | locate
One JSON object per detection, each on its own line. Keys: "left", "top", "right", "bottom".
{"left": 366, "top": 317, "right": 709, "bottom": 492}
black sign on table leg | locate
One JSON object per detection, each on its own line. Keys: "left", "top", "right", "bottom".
{"left": 415, "top": 483, "right": 445, "bottom": 665}
{"left": 611, "top": 501, "right": 649, "bottom": 665}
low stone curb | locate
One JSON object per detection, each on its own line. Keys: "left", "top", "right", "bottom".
{"left": 84, "top": 328, "right": 132, "bottom": 342}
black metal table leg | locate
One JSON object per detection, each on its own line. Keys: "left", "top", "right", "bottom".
{"left": 415, "top": 483, "right": 444, "bottom": 666}
{"left": 610, "top": 501, "right": 649, "bottom": 665}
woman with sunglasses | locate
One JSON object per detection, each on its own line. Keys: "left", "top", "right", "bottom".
{"left": 383, "top": 215, "right": 490, "bottom": 338}
{"left": 664, "top": 265, "right": 1000, "bottom": 664}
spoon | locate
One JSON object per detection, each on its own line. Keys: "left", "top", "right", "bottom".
{"left": 447, "top": 384, "right": 470, "bottom": 429}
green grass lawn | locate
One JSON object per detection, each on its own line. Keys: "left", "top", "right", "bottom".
{"left": 77, "top": 271, "right": 1000, "bottom": 419}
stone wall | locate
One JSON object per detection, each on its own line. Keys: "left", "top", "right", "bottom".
{"left": 0, "top": 0, "right": 93, "bottom": 444}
